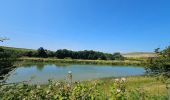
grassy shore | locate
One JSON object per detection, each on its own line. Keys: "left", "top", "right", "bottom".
{"left": 0, "top": 76, "right": 168, "bottom": 99}
{"left": 18, "top": 57, "right": 147, "bottom": 66}
{"left": 99, "top": 76, "right": 168, "bottom": 97}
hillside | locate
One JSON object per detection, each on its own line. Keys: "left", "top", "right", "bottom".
{"left": 122, "top": 52, "right": 156, "bottom": 58}
{"left": 0, "top": 46, "right": 35, "bottom": 52}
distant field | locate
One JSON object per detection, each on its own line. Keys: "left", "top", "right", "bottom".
{"left": 0, "top": 46, "right": 35, "bottom": 52}
{"left": 122, "top": 52, "right": 156, "bottom": 58}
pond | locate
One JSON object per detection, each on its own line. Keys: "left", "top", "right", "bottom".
{"left": 4, "top": 63, "right": 146, "bottom": 84}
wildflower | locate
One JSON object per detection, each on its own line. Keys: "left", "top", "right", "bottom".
{"left": 46, "top": 90, "right": 50, "bottom": 94}
{"left": 115, "top": 78, "right": 119, "bottom": 82}
{"left": 116, "top": 89, "right": 121, "bottom": 93}
{"left": 121, "top": 77, "right": 126, "bottom": 82}
{"left": 55, "top": 82, "right": 60, "bottom": 86}
{"left": 67, "top": 83, "right": 72, "bottom": 89}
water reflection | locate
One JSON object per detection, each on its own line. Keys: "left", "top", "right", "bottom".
{"left": 4, "top": 62, "right": 146, "bottom": 84}
{"left": 18, "top": 62, "right": 70, "bottom": 70}
{"left": 0, "top": 67, "right": 15, "bottom": 82}
{"left": 36, "top": 64, "right": 44, "bottom": 71}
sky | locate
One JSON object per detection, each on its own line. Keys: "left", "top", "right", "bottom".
{"left": 0, "top": 0, "right": 170, "bottom": 53}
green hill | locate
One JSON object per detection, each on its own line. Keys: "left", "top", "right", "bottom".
{"left": 122, "top": 52, "right": 156, "bottom": 58}
{"left": 0, "top": 46, "right": 35, "bottom": 54}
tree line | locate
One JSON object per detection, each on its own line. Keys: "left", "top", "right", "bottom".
{"left": 22, "top": 47, "right": 124, "bottom": 60}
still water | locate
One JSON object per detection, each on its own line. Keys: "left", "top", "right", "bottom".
{"left": 5, "top": 63, "right": 145, "bottom": 84}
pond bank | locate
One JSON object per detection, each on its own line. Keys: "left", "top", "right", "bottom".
{"left": 18, "top": 57, "right": 147, "bottom": 66}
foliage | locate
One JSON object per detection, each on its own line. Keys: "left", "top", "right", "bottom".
{"left": 0, "top": 47, "right": 16, "bottom": 78}
{"left": 110, "top": 78, "right": 127, "bottom": 100}
{"left": 54, "top": 49, "right": 124, "bottom": 60}
{"left": 146, "top": 46, "right": 170, "bottom": 78}
{"left": 0, "top": 77, "right": 167, "bottom": 100}
{"left": 19, "top": 57, "right": 146, "bottom": 66}
{"left": 47, "top": 50, "right": 55, "bottom": 57}
{"left": 0, "top": 48, "right": 14, "bottom": 68}
{"left": 37, "top": 47, "right": 48, "bottom": 58}
{"left": 0, "top": 46, "right": 34, "bottom": 57}
{"left": 0, "top": 46, "right": 125, "bottom": 60}
{"left": 55, "top": 49, "right": 107, "bottom": 60}
{"left": 112, "top": 52, "right": 124, "bottom": 60}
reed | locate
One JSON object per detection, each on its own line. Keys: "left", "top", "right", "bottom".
{"left": 18, "top": 57, "right": 147, "bottom": 66}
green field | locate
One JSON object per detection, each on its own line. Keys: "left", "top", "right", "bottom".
{"left": 122, "top": 52, "right": 156, "bottom": 58}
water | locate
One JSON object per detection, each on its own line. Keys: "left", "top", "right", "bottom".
{"left": 5, "top": 63, "right": 146, "bottom": 84}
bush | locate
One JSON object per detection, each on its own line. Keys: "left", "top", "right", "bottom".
{"left": 0, "top": 47, "right": 17, "bottom": 80}
{"left": 146, "top": 46, "right": 170, "bottom": 78}
{"left": 0, "top": 77, "right": 166, "bottom": 100}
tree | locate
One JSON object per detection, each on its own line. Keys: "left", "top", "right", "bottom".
{"left": 154, "top": 48, "right": 160, "bottom": 54}
{"left": 0, "top": 38, "right": 16, "bottom": 79}
{"left": 112, "top": 52, "right": 124, "bottom": 60}
{"left": 0, "top": 37, "right": 15, "bottom": 69}
{"left": 23, "top": 51, "right": 34, "bottom": 57}
{"left": 147, "top": 46, "right": 170, "bottom": 78}
{"left": 37, "top": 47, "right": 47, "bottom": 58}
{"left": 47, "top": 50, "right": 55, "bottom": 57}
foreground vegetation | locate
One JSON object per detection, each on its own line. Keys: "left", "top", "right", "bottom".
{"left": 147, "top": 46, "right": 170, "bottom": 78}
{"left": 0, "top": 47, "right": 16, "bottom": 80}
{"left": 0, "top": 76, "right": 168, "bottom": 100}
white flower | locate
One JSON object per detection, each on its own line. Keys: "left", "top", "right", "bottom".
{"left": 116, "top": 89, "right": 121, "bottom": 93}
{"left": 55, "top": 82, "right": 60, "bottom": 86}
{"left": 115, "top": 78, "right": 119, "bottom": 82}
{"left": 121, "top": 77, "right": 126, "bottom": 82}
{"left": 46, "top": 90, "right": 50, "bottom": 94}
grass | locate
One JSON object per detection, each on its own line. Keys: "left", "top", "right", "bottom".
{"left": 122, "top": 52, "right": 156, "bottom": 58}
{"left": 0, "top": 46, "right": 35, "bottom": 52}
{"left": 18, "top": 57, "right": 147, "bottom": 66}
{"left": 96, "top": 76, "right": 168, "bottom": 97}
{"left": 0, "top": 76, "right": 168, "bottom": 99}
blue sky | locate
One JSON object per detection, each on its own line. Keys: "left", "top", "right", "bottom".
{"left": 0, "top": 0, "right": 170, "bottom": 53}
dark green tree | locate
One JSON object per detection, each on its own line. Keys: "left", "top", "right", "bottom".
{"left": 154, "top": 48, "right": 160, "bottom": 54}
{"left": 112, "top": 52, "right": 124, "bottom": 60}
{"left": 23, "top": 51, "right": 34, "bottom": 57}
{"left": 0, "top": 38, "right": 16, "bottom": 79}
{"left": 47, "top": 50, "right": 55, "bottom": 57}
{"left": 147, "top": 46, "right": 170, "bottom": 77}
{"left": 37, "top": 47, "right": 47, "bottom": 58}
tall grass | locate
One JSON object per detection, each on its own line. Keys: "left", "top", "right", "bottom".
{"left": 18, "top": 57, "right": 147, "bottom": 66}
{"left": 0, "top": 76, "right": 168, "bottom": 100}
